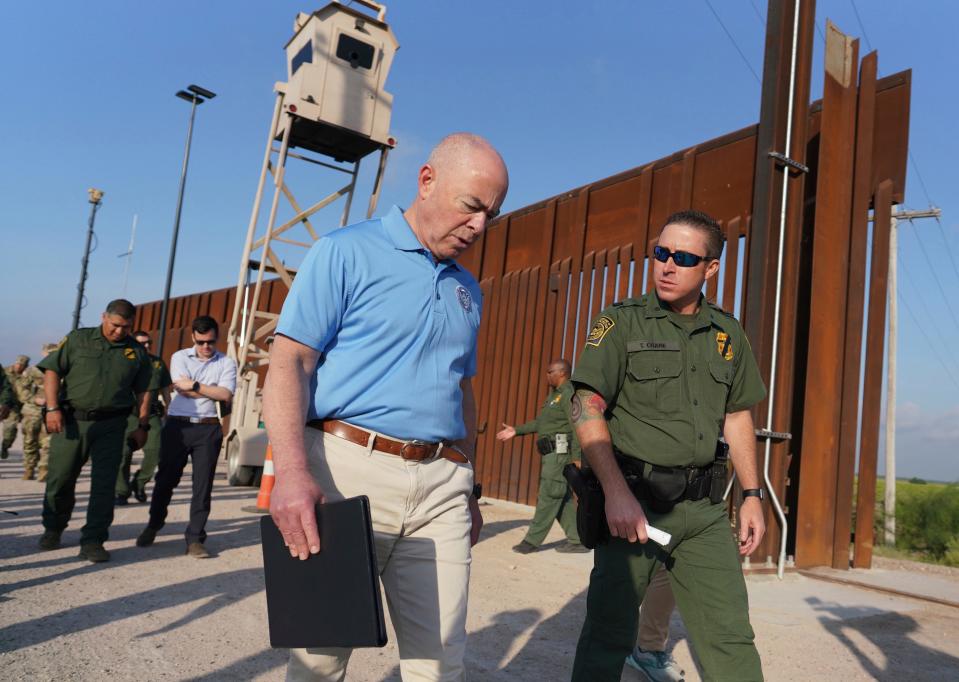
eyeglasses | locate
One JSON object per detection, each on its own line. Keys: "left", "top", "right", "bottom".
{"left": 194, "top": 339, "right": 217, "bottom": 346}
{"left": 653, "top": 245, "right": 712, "bottom": 268}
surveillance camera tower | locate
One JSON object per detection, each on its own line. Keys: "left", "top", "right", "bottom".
{"left": 225, "top": 1, "right": 399, "bottom": 486}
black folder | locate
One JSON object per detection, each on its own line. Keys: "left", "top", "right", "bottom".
{"left": 260, "top": 495, "right": 388, "bottom": 649}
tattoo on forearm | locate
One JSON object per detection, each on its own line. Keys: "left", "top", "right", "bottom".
{"left": 572, "top": 389, "right": 606, "bottom": 426}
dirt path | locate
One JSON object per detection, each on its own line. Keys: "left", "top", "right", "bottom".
{"left": 2, "top": 448, "right": 957, "bottom": 681}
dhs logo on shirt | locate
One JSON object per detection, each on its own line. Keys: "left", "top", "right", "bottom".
{"left": 456, "top": 286, "right": 472, "bottom": 313}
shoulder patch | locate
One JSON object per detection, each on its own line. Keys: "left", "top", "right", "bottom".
{"left": 586, "top": 316, "right": 616, "bottom": 347}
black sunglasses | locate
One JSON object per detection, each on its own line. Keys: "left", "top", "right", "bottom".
{"left": 653, "top": 245, "right": 712, "bottom": 268}
{"left": 194, "top": 339, "right": 217, "bottom": 346}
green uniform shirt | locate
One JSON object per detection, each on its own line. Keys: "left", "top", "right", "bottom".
{"left": 144, "top": 353, "right": 172, "bottom": 412}
{"left": 38, "top": 327, "right": 154, "bottom": 412}
{"left": 515, "top": 380, "right": 581, "bottom": 458}
{"left": 572, "top": 291, "right": 766, "bottom": 467}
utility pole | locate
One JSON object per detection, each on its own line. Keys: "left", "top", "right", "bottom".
{"left": 118, "top": 214, "right": 138, "bottom": 296}
{"left": 882, "top": 206, "right": 941, "bottom": 546}
{"left": 72, "top": 188, "right": 104, "bottom": 331}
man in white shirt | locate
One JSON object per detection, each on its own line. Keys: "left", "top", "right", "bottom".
{"left": 136, "top": 316, "right": 237, "bottom": 558}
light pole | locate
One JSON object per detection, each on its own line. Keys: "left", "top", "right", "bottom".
{"left": 156, "top": 84, "right": 216, "bottom": 360}
{"left": 72, "top": 188, "right": 104, "bottom": 331}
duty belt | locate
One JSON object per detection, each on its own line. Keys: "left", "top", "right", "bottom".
{"left": 66, "top": 406, "right": 129, "bottom": 422}
{"left": 307, "top": 419, "right": 469, "bottom": 465}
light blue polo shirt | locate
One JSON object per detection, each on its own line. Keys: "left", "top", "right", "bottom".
{"left": 276, "top": 205, "right": 483, "bottom": 442}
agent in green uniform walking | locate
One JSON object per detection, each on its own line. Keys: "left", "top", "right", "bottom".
{"left": 115, "top": 331, "right": 171, "bottom": 505}
{"left": 0, "top": 367, "right": 14, "bottom": 420}
{"left": 38, "top": 299, "right": 155, "bottom": 562}
{"left": 569, "top": 210, "right": 767, "bottom": 681}
{"left": 498, "top": 359, "right": 588, "bottom": 554}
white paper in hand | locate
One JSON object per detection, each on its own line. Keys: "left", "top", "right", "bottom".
{"left": 645, "top": 523, "right": 671, "bottom": 546}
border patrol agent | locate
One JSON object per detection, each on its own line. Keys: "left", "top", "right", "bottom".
{"left": 115, "top": 331, "right": 172, "bottom": 505}
{"left": 38, "top": 299, "right": 155, "bottom": 562}
{"left": 569, "top": 210, "right": 767, "bottom": 681}
{"left": 497, "top": 358, "right": 586, "bottom": 553}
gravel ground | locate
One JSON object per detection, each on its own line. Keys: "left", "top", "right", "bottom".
{"left": 2, "top": 445, "right": 958, "bottom": 681}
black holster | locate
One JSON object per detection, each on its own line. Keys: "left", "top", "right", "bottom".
{"left": 536, "top": 435, "right": 554, "bottom": 455}
{"left": 708, "top": 441, "right": 730, "bottom": 504}
{"left": 563, "top": 464, "right": 609, "bottom": 549}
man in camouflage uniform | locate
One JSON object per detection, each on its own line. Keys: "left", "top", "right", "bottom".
{"left": 497, "top": 358, "right": 588, "bottom": 553}
{"left": 34, "top": 343, "right": 59, "bottom": 480}
{"left": 1, "top": 355, "right": 30, "bottom": 459}
{"left": 6, "top": 355, "right": 46, "bottom": 479}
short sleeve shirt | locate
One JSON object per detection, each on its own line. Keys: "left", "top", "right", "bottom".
{"left": 38, "top": 327, "right": 153, "bottom": 411}
{"left": 166, "top": 348, "right": 237, "bottom": 419}
{"left": 572, "top": 292, "right": 766, "bottom": 467}
{"left": 276, "top": 205, "right": 483, "bottom": 442}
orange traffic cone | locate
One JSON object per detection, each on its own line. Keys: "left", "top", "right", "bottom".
{"left": 243, "top": 444, "right": 275, "bottom": 514}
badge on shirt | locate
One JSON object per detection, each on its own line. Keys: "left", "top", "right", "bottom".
{"left": 456, "top": 285, "right": 472, "bottom": 313}
{"left": 586, "top": 316, "right": 615, "bottom": 347}
{"left": 124, "top": 348, "right": 137, "bottom": 361}
{"left": 551, "top": 394, "right": 562, "bottom": 405}
{"left": 716, "top": 332, "right": 734, "bottom": 361}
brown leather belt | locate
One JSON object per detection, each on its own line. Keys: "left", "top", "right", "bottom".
{"left": 169, "top": 415, "right": 220, "bottom": 425}
{"left": 306, "top": 419, "right": 469, "bottom": 465}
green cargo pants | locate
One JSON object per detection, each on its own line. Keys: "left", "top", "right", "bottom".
{"left": 115, "top": 413, "right": 162, "bottom": 498}
{"left": 523, "top": 451, "right": 580, "bottom": 546}
{"left": 43, "top": 415, "right": 127, "bottom": 545}
{"left": 571, "top": 497, "right": 763, "bottom": 681}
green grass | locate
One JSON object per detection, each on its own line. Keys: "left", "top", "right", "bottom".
{"left": 868, "top": 478, "right": 959, "bottom": 566}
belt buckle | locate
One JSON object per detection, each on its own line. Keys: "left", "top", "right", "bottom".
{"left": 189, "top": 417, "right": 203, "bottom": 424}
{"left": 400, "top": 439, "right": 430, "bottom": 460}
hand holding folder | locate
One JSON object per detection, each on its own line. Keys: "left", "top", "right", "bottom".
{"left": 260, "top": 496, "right": 388, "bottom": 649}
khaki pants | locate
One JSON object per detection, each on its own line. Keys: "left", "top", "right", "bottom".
{"left": 287, "top": 429, "right": 475, "bottom": 682}
{"left": 637, "top": 564, "right": 675, "bottom": 651}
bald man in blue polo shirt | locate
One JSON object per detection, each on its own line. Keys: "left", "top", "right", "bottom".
{"left": 264, "top": 132, "right": 508, "bottom": 681}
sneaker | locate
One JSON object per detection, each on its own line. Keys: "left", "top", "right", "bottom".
{"left": 511, "top": 541, "right": 538, "bottom": 554}
{"left": 625, "top": 646, "right": 685, "bottom": 682}
{"left": 556, "top": 540, "right": 591, "bottom": 553}
{"left": 114, "top": 495, "right": 129, "bottom": 506}
{"left": 186, "top": 542, "right": 210, "bottom": 559}
{"left": 136, "top": 527, "right": 157, "bottom": 547}
{"left": 38, "top": 530, "right": 62, "bottom": 550}
{"left": 78, "top": 543, "right": 110, "bottom": 563}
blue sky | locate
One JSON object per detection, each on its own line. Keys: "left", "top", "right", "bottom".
{"left": 0, "top": 1, "right": 956, "bottom": 480}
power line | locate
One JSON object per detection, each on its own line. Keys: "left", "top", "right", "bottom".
{"left": 898, "top": 291, "right": 959, "bottom": 393}
{"left": 703, "top": 0, "right": 762, "bottom": 84}
{"left": 896, "top": 252, "right": 959, "bottom": 380}
{"left": 902, "top": 218, "right": 959, "bottom": 337}
{"left": 934, "top": 217, "right": 959, "bottom": 288}
{"left": 848, "top": 0, "right": 874, "bottom": 53}
{"left": 909, "top": 151, "right": 935, "bottom": 207}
